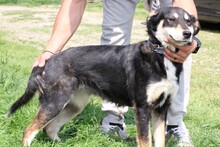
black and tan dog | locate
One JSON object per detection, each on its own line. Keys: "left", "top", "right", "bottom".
{"left": 7, "top": 7, "right": 199, "bottom": 147}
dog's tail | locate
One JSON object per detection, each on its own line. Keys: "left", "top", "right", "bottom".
{"left": 6, "top": 66, "right": 45, "bottom": 118}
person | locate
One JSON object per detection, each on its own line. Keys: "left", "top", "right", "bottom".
{"left": 33, "top": 0, "right": 201, "bottom": 146}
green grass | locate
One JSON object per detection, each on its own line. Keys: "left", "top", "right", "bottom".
{"left": 188, "top": 27, "right": 220, "bottom": 146}
{"left": 0, "top": 2, "right": 220, "bottom": 147}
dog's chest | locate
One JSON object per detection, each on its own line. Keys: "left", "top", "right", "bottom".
{"left": 146, "top": 58, "right": 179, "bottom": 108}
{"left": 164, "top": 58, "right": 180, "bottom": 95}
{"left": 164, "top": 58, "right": 178, "bottom": 81}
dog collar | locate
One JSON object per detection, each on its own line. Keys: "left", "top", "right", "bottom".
{"left": 153, "top": 45, "right": 164, "bottom": 55}
{"left": 147, "top": 41, "right": 164, "bottom": 55}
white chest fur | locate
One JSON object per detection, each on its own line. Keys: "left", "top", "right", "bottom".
{"left": 146, "top": 58, "right": 179, "bottom": 108}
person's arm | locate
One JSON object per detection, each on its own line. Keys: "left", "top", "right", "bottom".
{"left": 164, "top": 0, "right": 199, "bottom": 63}
{"left": 33, "top": 0, "right": 87, "bottom": 68}
{"left": 173, "top": 0, "right": 198, "bottom": 18}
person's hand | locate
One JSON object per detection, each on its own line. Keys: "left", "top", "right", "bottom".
{"left": 163, "top": 39, "right": 197, "bottom": 63}
{"left": 32, "top": 51, "right": 54, "bottom": 69}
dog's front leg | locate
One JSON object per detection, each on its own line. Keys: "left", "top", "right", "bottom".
{"left": 152, "top": 110, "right": 166, "bottom": 147}
{"left": 134, "top": 104, "right": 152, "bottom": 147}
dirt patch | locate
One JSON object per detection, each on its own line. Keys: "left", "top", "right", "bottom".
{"left": 0, "top": 5, "right": 107, "bottom": 50}
{"left": 0, "top": 6, "right": 57, "bottom": 49}
{"left": 0, "top": 5, "right": 145, "bottom": 51}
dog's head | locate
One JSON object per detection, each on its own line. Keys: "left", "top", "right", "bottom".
{"left": 147, "top": 7, "right": 200, "bottom": 47}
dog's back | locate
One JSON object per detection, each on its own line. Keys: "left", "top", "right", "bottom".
{"left": 43, "top": 42, "right": 167, "bottom": 106}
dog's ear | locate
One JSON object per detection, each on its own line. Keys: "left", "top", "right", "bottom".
{"left": 147, "top": 10, "right": 162, "bottom": 36}
{"left": 147, "top": 10, "right": 161, "bottom": 27}
{"left": 191, "top": 15, "right": 200, "bottom": 35}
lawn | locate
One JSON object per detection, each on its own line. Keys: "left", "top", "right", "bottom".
{"left": 0, "top": 2, "right": 220, "bottom": 147}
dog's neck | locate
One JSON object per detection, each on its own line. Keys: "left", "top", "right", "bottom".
{"left": 146, "top": 39, "right": 164, "bottom": 55}
{"left": 148, "top": 35, "right": 162, "bottom": 46}
{"left": 149, "top": 35, "right": 177, "bottom": 53}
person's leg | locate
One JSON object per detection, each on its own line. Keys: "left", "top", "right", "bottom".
{"left": 101, "top": 0, "right": 139, "bottom": 45}
{"left": 100, "top": 101, "right": 128, "bottom": 139}
{"left": 167, "top": 55, "right": 192, "bottom": 125}
{"left": 166, "top": 55, "right": 194, "bottom": 147}
{"left": 100, "top": 0, "right": 139, "bottom": 139}
{"left": 144, "top": 0, "right": 172, "bottom": 11}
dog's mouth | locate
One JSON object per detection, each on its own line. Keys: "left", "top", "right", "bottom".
{"left": 169, "top": 35, "right": 191, "bottom": 46}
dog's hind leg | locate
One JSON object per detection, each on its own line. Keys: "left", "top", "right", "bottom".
{"left": 134, "top": 104, "right": 152, "bottom": 147}
{"left": 43, "top": 88, "right": 90, "bottom": 140}
{"left": 22, "top": 88, "right": 75, "bottom": 146}
{"left": 22, "top": 103, "right": 62, "bottom": 146}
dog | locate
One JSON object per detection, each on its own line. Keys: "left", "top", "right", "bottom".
{"left": 7, "top": 7, "right": 199, "bottom": 147}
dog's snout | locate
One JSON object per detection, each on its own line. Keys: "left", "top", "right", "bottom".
{"left": 183, "top": 31, "right": 192, "bottom": 39}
